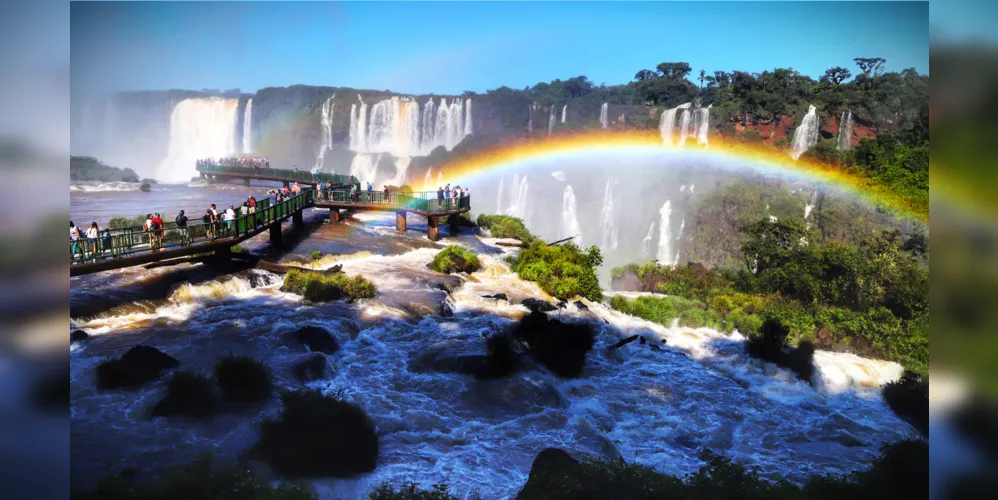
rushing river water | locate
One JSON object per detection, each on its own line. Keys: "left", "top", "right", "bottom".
{"left": 69, "top": 186, "right": 916, "bottom": 499}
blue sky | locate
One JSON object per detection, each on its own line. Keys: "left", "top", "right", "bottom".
{"left": 71, "top": 1, "right": 929, "bottom": 96}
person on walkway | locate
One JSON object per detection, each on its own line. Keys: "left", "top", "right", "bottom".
{"left": 151, "top": 213, "right": 165, "bottom": 250}
{"left": 203, "top": 209, "right": 215, "bottom": 240}
{"left": 248, "top": 195, "right": 257, "bottom": 214}
{"left": 70, "top": 221, "right": 82, "bottom": 261}
{"left": 102, "top": 227, "right": 113, "bottom": 255}
{"left": 437, "top": 187, "right": 444, "bottom": 201}
{"left": 445, "top": 184, "right": 451, "bottom": 198}
{"left": 85, "top": 222, "right": 100, "bottom": 258}
{"left": 143, "top": 214, "right": 154, "bottom": 249}
{"left": 383, "top": 185, "right": 390, "bottom": 204}
{"left": 367, "top": 182, "right": 373, "bottom": 202}
{"left": 463, "top": 187, "right": 470, "bottom": 208}
{"left": 176, "top": 210, "right": 189, "bottom": 245}
{"left": 225, "top": 205, "right": 237, "bottom": 233}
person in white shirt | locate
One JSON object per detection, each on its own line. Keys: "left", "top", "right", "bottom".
{"left": 70, "top": 221, "right": 81, "bottom": 260}
{"left": 85, "top": 222, "right": 100, "bottom": 257}
{"left": 225, "top": 205, "right": 236, "bottom": 232}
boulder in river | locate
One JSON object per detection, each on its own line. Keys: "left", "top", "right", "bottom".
{"left": 573, "top": 300, "right": 589, "bottom": 311}
{"left": 293, "top": 326, "right": 340, "bottom": 355}
{"left": 520, "top": 298, "right": 556, "bottom": 313}
{"left": 71, "top": 330, "right": 90, "bottom": 342}
{"left": 746, "top": 319, "right": 815, "bottom": 383}
{"left": 483, "top": 293, "right": 508, "bottom": 302}
{"left": 293, "top": 353, "right": 330, "bottom": 383}
{"left": 512, "top": 311, "right": 595, "bottom": 378}
{"left": 96, "top": 345, "right": 180, "bottom": 390}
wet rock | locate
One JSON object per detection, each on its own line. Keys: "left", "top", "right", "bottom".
{"left": 431, "top": 279, "right": 461, "bottom": 294}
{"left": 609, "top": 271, "right": 642, "bottom": 292}
{"left": 511, "top": 311, "right": 595, "bottom": 378}
{"left": 71, "top": 330, "right": 90, "bottom": 342}
{"left": 746, "top": 319, "right": 815, "bottom": 383}
{"left": 293, "top": 353, "right": 329, "bottom": 383}
{"left": 520, "top": 298, "right": 556, "bottom": 313}
{"left": 96, "top": 345, "right": 180, "bottom": 390}
{"left": 483, "top": 293, "right": 508, "bottom": 302}
{"left": 518, "top": 448, "right": 584, "bottom": 499}
{"left": 573, "top": 300, "right": 589, "bottom": 311}
{"left": 438, "top": 299, "right": 454, "bottom": 317}
{"left": 150, "top": 371, "right": 217, "bottom": 418}
{"left": 609, "top": 335, "right": 640, "bottom": 350}
{"left": 293, "top": 326, "right": 339, "bottom": 355}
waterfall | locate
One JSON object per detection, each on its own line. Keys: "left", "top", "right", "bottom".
{"left": 599, "top": 177, "right": 619, "bottom": 250}
{"left": 242, "top": 98, "right": 253, "bottom": 153}
{"left": 349, "top": 95, "right": 470, "bottom": 158}
{"left": 805, "top": 190, "right": 818, "bottom": 219}
{"left": 561, "top": 185, "right": 583, "bottom": 246}
{"left": 496, "top": 177, "right": 505, "bottom": 213}
{"left": 313, "top": 96, "right": 334, "bottom": 170}
{"left": 387, "top": 156, "right": 411, "bottom": 188}
{"left": 640, "top": 222, "right": 656, "bottom": 259}
{"left": 659, "top": 102, "right": 691, "bottom": 146}
{"left": 349, "top": 153, "right": 380, "bottom": 185}
{"left": 694, "top": 106, "right": 710, "bottom": 146}
{"left": 421, "top": 98, "right": 437, "bottom": 152}
{"left": 657, "top": 200, "right": 676, "bottom": 266}
{"left": 677, "top": 109, "right": 692, "bottom": 146}
{"left": 507, "top": 173, "right": 529, "bottom": 220}
{"left": 791, "top": 105, "right": 820, "bottom": 160}
{"left": 157, "top": 97, "right": 240, "bottom": 182}
{"left": 548, "top": 105, "right": 555, "bottom": 135}
{"left": 561, "top": 104, "right": 567, "bottom": 123}
{"left": 836, "top": 110, "right": 853, "bottom": 151}
{"left": 675, "top": 219, "right": 685, "bottom": 264}
{"left": 527, "top": 103, "right": 533, "bottom": 135}
{"left": 600, "top": 103, "right": 608, "bottom": 129}
{"left": 464, "top": 98, "right": 473, "bottom": 136}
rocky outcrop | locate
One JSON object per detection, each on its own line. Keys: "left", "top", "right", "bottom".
{"left": 293, "top": 326, "right": 340, "bottom": 355}
{"left": 71, "top": 330, "right": 90, "bottom": 342}
{"left": 293, "top": 353, "right": 330, "bottom": 383}
{"left": 520, "top": 298, "right": 557, "bottom": 313}
{"left": 512, "top": 311, "right": 595, "bottom": 378}
{"left": 95, "top": 345, "right": 180, "bottom": 390}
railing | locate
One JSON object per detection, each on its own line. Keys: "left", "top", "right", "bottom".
{"left": 315, "top": 189, "right": 471, "bottom": 213}
{"left": 196, "top": 163, "right": 353, "bottom": 186}
{"left": 70, "top": 190, "right": 314, "bottom": 264}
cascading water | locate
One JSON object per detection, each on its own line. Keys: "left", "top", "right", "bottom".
{"left": 527, "top": 103, "right": 534, "bottom": 135}
{"left": 242, "top": 98, "right": 253, "bottom": 154}
{"left": 548, "top": 105, "right": 555, "bottom": 135}
{"left": 349, "top": 153, "right": 381, "bottom": 186}
{"left": 421, "top": 98, "right": 437, "bottom": 150}
{"left": 157, "top": 97, "right": 240, "bottom": 182}
{"left": 791, "top": 105, "right": 820, "bottom": 160}
{"left": 600, "top": 103, "right": 608, "bottom": 129}
{"left": 674, "top": 219, "right": 685, "bottom": 264}
{"left": 561, "top": 185, "right": 583, "bottom": 246}
{"left": 506, "top": 174, "right": 530, "bottom": 220}
{"left": 805, "top": 190, "right": 818, "bottom": 220}
{"left": 561, "top": 104, "right": 567, "bottom": 123}
{"left": 496, "top": 178, "right": 505, "bottom": 213}
{"left": 313, "top": 96, "right": 334, "bottom": 170}
{"left": 694, "top": 106, "right": 710, "bottom": 146}
{"left": 464, "top": 98, "right": 473, "bottom": 136}
{"left": 836, "top": 110, "right": 853, "bottom": 151}
{"left": 657, "top": 200, "right": 675, "bottom": 266}
{"left": 677, "top": 109, "right": 692, "bottom": 146}
{"left": 599, "top": 177, "right": 620, "bottom": 251}
{"left": 659, "top": 103, "right": 691, "bottom": 146}
{"left": 640, "top": 221, "right": 657, "bottom": 258}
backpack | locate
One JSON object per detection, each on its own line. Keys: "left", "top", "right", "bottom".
{"left": 176, "top": 214, "right": 187, "bottom": 227}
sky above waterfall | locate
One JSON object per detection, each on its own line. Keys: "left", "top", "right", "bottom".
{"left": 71, "top": 1, "right": 930, "bottom": 96}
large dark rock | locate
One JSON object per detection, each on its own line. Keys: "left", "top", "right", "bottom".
{"left": 520, "top": 298, "right": 556, "bottom": 313}
{"left": 71, "top": 330, "right": 90, "bottom": 342}
{"left": 293, "top": 354, "right": 330, "bottom": 383}
{"left": 512, "top": 311, "right": 595, "bottom": 378}
{"left": 883, "top": 370, "right": 928, "bottom": 436}
{"left": 573, "top": 300, "right": 589, "bottom": 311}
{"left": 746, "top": 319, "right": 815, "bottom": 383}
{"left": 215, "top": 355, "right": 273, "bottom": 403}
{"left": 517, "top": 448, "right": 585, "bottom": 499}
{"left": 95, "top": 345, "right": 180, "bottom": 390}
{"left": 293, "top": 326, "right": 339, "bottom": 355}
{"left": 483, "top": 293, "right": 509, "bottom": 302}
{"left": 439, "top": 300, "right": 454, "bottom": 317}
{"left": 149, "top": 371, "right": 217, "bottom": 418}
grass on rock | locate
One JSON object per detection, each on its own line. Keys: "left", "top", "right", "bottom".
{"left": 429, "top": 245, "right": 481, "bottom": 274}
{"left": 281, "top": 269, "right": 376, "bottom": 302}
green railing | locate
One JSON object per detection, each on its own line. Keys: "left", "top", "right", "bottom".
{"left": 315, "top": 189, "right": 471, "bottom": 213}
{"left": 196, "top": 163, "right": 353, "bottom": 186}
{"left": 70, "top": 191, "right": 313, "bottom": 264}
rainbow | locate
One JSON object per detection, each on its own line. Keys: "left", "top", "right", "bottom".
{"left": 425, "top": 130, "right": 928, "bottom": 223}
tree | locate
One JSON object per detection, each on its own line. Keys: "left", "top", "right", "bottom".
{"left": 655, "top": 62, "right": 692, "bottom": 80}
{"left": 698, "top": 69, "right": 706, "bottom": 92}
{"left": 854, "top": 57, "right": 887, "bottom": 77}
{"left": 821, "top": 67, "right": 852, "bottom": 86}
{"left": 740, "top": 218, "right": 812, "bottom": 274}
{"left": 634, "top": 69, "right": 657, "bottom": 82}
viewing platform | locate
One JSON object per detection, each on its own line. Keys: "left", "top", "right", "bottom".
{"left": 196, "top": 162, "right": 354, "bottom": 187}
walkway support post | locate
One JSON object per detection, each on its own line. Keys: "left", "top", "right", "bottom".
{"left": 215, "top": 245, "right": 231, "bottom": 262}
{"left": 292, "top": 211, "right": 303, "bottom": 227}
{"left": 329, "top": 209, "right": 340, "bottom": 222}
{"left": 269, "top": 222, "right": 283, "bottom": 247}
{"left": 427, "top": 216, "right": 439, "bottom": 241}
{"left": 396, "top": 211, "right": 407, "bottom": 232}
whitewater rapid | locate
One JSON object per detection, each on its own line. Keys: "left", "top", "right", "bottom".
{"left": 70, "top": 221, "right": 914, "bottom": 498}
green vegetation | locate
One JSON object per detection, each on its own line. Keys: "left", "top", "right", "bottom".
{"left": 511, "top": 241, "right": 603, "bottom": 302}
{"left": 429, "top": 245, "right": 481, "bottom": 274}
{"left": 310, "top": 250, "right": 322, "bottom": 261}
{"left": 612, "top": 220, "right": 928, "bottom": 375}
{"left": 108, "top": 214, "right": 148, "bottom": 229}
{"left": 214, "top": 355, "right": 273, "bottom": 403}
{"left": 368, "top": 483, "right": 463, "bottom": 500}
{"left": 71, "top": 456, "right": 314, "bottom": 500}
{"left": 476, "top": 214, "right": 534, "bottom": 242}
{"left": 140, "top": 180, "right": 152, "bottom": 192}
{"left": 70, "top": 156, "right": 141, "bottom": 183}
{"left": 230, "top": 245, "right": 249, "bottom": 254}
{"left": 281, "top": 269, "right": 377, "bottom": 302}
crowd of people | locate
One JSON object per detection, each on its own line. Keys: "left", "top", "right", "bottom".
{"left": 437, "top": 183, "right": 470, "bottom": 208}
{"left": 197, "top": 156, "right": 271, "bottom": 169}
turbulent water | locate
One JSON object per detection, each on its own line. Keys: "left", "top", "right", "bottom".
{"left": 242, "top": 98, "right": 254, "bottom": 154}
{"left": 791, "top": 105, "right": 820, "bottom": 160}
{"left": 70, "top": 211, "right": 914, "bottom": 498}
{"left": 157, "top": 98, "right": 241, "bottom": 182}
{"left": 836, "top": 110, "right": 853, "bottom": 151}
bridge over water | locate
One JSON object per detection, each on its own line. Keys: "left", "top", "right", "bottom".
{"left": 70, "top": 166, "right": 471, "bottom": 276}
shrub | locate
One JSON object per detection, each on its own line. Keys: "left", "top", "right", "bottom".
{"left": 139, "top": 180, "right": 152, "bottom": 192}
{"left": 882, "top": 370, "right": 928, "bottom": 435}
{"left": 108, "top": 214, "right": 148, "bottom": 230}
{"left": 215, "top": 355, "right": 273, "bottom": 403}
{"left": 256, "top": 389, "right": 379, "bottom": 477}
{"left": 476, "top": 214, "right": 534, "bottom": 242}
{"left": 281, "top": 269, "right": 377, "bottom": 302}
{"left": 150, "top": 371, "right": 217, "bottom": 418}
{"left": 745, "top": 319, "right": 815, "bottom": 382}
{"left": 511, "top": 311, "right": 595, "bottom": 377}
{"left": 368, "top": 482, "right": 460, "bottom": 500}
{"left": 310, "top": 250, "right": 322, "bottom": 261}
{"left": 609, "top": 295, "right": 723, "bottom": 330}
{"left": 72, "top": 456, "right": 314, "bottom": 500}
{"left": 512, "top": 242, "right": 602, "bottom": 301}
{"left": 429, "top": 245, "right": 481, "bottom": 274}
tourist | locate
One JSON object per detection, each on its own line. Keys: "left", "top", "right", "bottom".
{"left": 445, "top": 184, "right": 451, "bottom": 198}
{"left": 248, "top": 195, "right": 257, "bottom": 214}
{"left": 225, "top": 205, "right": 237, "bottom": 232}
{"left": 143, "top": 214, "right": 154, "bottom": 249}
{"left": 86, "top": 222, "right": 100, "bottom": 258}
{"left": 102, "top": 227, "right": 113, "bottom": 255}
{"left": 367, "top": 182, "right": 373, "bottom": 202}
{"left": 175, "top": 210, "right": 189, "bottom": 245}
{"left": 202, "top": 209, "right": 215, "bottom": 240}
{"left": 383, "top": 185, "right": 390, "bottom": 204}
{"left": 463, "top": 187, "right": 470, "bottom": 208}
{"left": 70, "top": 221, "right": 82, "bottom": 260}
{"left": 151, "top": 213, "right": 165, "bottom": 250}
{"left": 437, "top": 187, "right": 444, "bottom": 200}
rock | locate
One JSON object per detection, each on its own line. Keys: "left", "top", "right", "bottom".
{"left": 687, "top": 262, "right": 708, "bottom": 277}
{"left": 439, "top": 300, "right": 454, "bottom": 317}
{"left": 573, "top": 300, "right": 589, "bottom": 311}
{"left": 518, "top": 448, "right": 584, "bottom": 499}
{"left": 746, "top": 320, "right": 815, "bottom": 383}
{"left": 95, "top": 345, "right": 180, "bottom": 390}
{"left": 529, "top": 448, "right": 579, "bottom": 479}
{"left": 432, "top": 280, "right": 460, "bottom": 294}
{"left": 520, "top": 298, "right": 556, "bottom": 313}
{"left": 293, "top": 353, "right": 329, "bottom": 383}
{"left": 609, "top": 335, "right": 640, "bottom": 350}
{"left": 483, "top": 293, "right": 508, "bottom": 301}
{"left": 511, "top": 311, "right": 595, "bottom": 378}
{"left": 293, "top": 326, "right": 339, "bottom": 355}
{"left": 609, "top": 271, "right": 642, "bottom": 292}
{"left": 71, "top": 330, "right": 90, "bottom": 342}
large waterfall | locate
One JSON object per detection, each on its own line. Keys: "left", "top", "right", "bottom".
{"left": 242, "top": 98, "right": 253, "bottom": 154}
{"left": 600, "top": 103, "right": 608, "bottom": 129}
{"left": 157, "top": 97, "right": 240, "bottom": 182}
{"left": 640, "top": 222, "right": 657, "bottom": 259}
{"left": 527, "top": 103, "right": 533, "bottom": 135}
{"left": 657, "top": 200, "right": 676, "bottom": 266}
{"left": 548, "top": 105, "right": 555, "bottom": 135}
{"left": 836, "top": 110, "right": 853, "bottom": 151}
{"left": 677, "top": 109, "right": 692, "bottom": 145}
{"left": 313, "top": 96, "right": 334, "bottom": 170}
{"left": 599, "top": 177, "right": 620, "bottom": 251}
{"left": 561, "top": 104, "right": 567, "bottom": 123}
{"left": 659, "top": 102, "right": 704, "bottom": 146}
{"left": 791, "top": 105, "right": 820, "bottom": 160}
{"left": 497, "top": 173, "right": 530, "bottom": 220}
{"left": 805, "top": 190, "right": 818, "bottom": 220}
{"left": 694, "top": 106, "right": 710, "bottom": 146}
{"left": 561, "top": 185, "right": 583, "bottom": 246}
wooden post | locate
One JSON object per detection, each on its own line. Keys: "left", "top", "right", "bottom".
{"left": 269, "top": 221, "right": 283, "bottom": 247}
{"left": 427, "top": 216, "right": 439, "bottom": 241}
{"left": 396, "top": 211, "right": 407, "bottom": 232}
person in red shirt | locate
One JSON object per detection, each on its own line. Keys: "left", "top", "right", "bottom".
{"left": 150, "top": 213, "right": 165, "bottom": 251}
{"left": 248, "top": 195, "right": 256, "bottom": 214}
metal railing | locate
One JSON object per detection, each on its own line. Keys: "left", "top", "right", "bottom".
{"left": 70, "top": 191, "right": 314, "bottom": 264}
{"left": 196, "top": 163, "right": 353, "bottom": 186}
{"left": 315, "top": 189, "right": 471, "bottom": 213}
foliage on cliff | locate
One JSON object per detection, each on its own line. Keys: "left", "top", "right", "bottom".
{"left": 71, "top": 156, "right": 141, "bottom": 183}
{"left": 476, "top": 214, "right": 535, "bottom": 242}
{"left": 612, "top": 220, "right": 928, "bottom": 374}
{"left": 511, "top": 242, "right": 603, "bottom": 302}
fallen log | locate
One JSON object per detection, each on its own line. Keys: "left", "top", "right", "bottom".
{"left": 494, "top": 239, "right": 527, "bottom": 248}
{"left": 255, "top": 260, "right": 342, "bottom": 275}
{"left": 609, "top": 335, "right": 640, "bottom": 350}
{"left": 545, "top": 236, "right": 577, "bottom": 246}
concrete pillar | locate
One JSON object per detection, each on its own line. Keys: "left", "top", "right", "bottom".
{"left": 269, "top": 222, "right": 283, "bottom": 247}
{"left": 243, "top": 177, "right": 250, "bottom": 186}
{"left": 215, "top": 245, "right": 232, "bottom": 262}
{"left": 292, "top": 211, "right": 303, "bottom": 227}
{"left": 396, "top": 211, "right": 407, "bottom": 232}
{"left": 329, "top": 209, "right": 340, "bottom": 222}
{"left": 427, "top": 216, "right": 439, "bottom": 241}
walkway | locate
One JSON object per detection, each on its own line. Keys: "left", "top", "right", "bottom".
{"left": 196, "top": 162, "right": 353, "bottom": 187}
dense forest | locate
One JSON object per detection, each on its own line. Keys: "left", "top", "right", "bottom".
{"left": 70, "top": 156, "right": 141, "bottom": 183}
